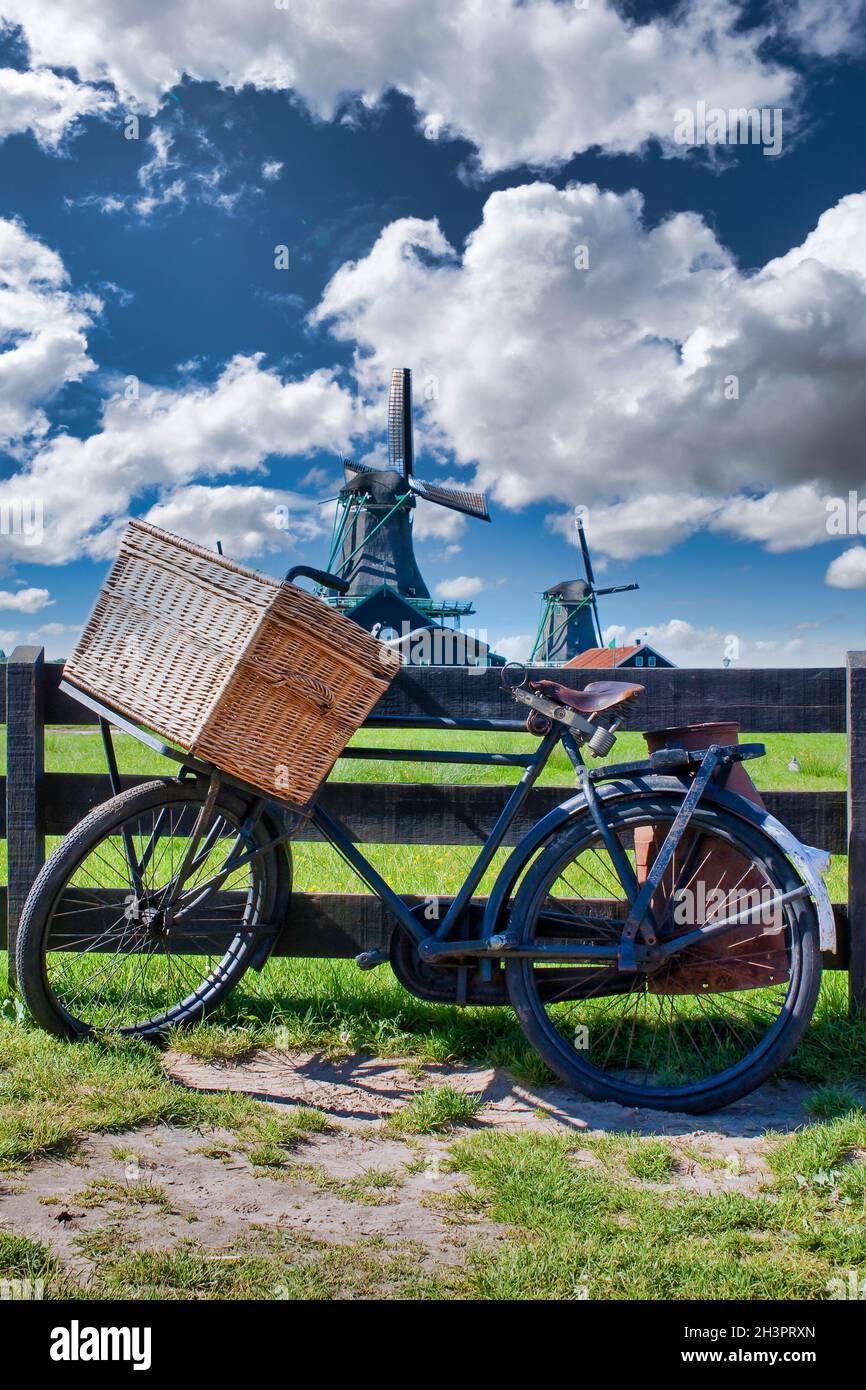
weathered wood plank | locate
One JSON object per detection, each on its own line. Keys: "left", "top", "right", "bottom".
{"left": 43, "top": 660, "right": 847, "bottom": 732}
{"left": 5, "top": 647, "right": 45, "bottom": 985}
{"left": 0, "top": 886, "right": 848, "bottom": 968}
{"left": 848, "top": 653, "right": 866, "bottom": 1014}
{"left": 370, "top": 665, "right": 847, "bottom": 733}
{"left": 33, "top": 774, "right": 847, "bottom": 853}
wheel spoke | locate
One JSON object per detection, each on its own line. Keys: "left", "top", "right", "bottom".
{"left": 520, "top": 806, "right": 809, "bottom": 1101}
{"left": 40, "top": 791, "right": 270, "bottom": 1035}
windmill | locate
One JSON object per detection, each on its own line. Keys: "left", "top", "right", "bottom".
{"left": 321, "top": 369, "right": 494, "bottom": 658}
{"left": 530, "top": 512, "right": 639, "bottom": 664}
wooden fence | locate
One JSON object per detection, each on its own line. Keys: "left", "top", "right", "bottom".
{"left": 2, "top": 645, "right": 864, "bottom": 1012}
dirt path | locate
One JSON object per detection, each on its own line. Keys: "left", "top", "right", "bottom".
{"left": 0, "top": 1050, "right": 847, "bottom": 1295}
{"left": 166, "top": 1046, "right": 827, "bottom": 1135}
{"left": 0, "top": 1125, "right": 493, "bottom": 1279}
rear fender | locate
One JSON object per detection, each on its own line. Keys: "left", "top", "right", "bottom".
{"left": 482, "top": 775, "right": 836, "bottom": 952}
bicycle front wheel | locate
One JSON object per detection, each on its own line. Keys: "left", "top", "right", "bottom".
{"left": 16, "top": 778, "right": 288, "bottom": 1039}
{"left": 506, "top": 793, "right": 821, "bottom": 1113}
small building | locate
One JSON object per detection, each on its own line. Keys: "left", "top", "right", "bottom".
{"left": 565, "top": 642, "right": 673, "bottom": 671}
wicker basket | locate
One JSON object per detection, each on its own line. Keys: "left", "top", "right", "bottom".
{"left": 64, "top": 520, "right": 402, "bottom": 805}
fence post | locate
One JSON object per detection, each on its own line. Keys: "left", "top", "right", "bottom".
{"left": 5, "top": 645, "right": 45, "bottom": 987}
{"left": 847, "top": 652, "right": 866, "bottom": 1016}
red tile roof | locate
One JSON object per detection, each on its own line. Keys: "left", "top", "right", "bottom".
{"left": 564, "top": 645, "right": 642, "bottom": 668}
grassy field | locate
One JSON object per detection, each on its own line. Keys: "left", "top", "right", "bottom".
{"left": 1, "top": 725, "right": 863, "bottom": 1300}
{"left": 1, "top": 723, "right": 846, "bottom": 789}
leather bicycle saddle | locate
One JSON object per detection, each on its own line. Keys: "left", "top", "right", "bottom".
{"left": 529, "top": 678, "right": 644, "bottom": 714}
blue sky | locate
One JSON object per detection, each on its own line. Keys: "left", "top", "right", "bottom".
{"left": 1, "top": 0, "right": 865, "bottom": 666}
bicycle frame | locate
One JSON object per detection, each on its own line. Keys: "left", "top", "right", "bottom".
{"left": 62, "top": 677, "right": 834, "bottom": 970}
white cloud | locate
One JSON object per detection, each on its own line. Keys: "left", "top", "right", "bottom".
{"left": 411, "top": 494, "right": 467, "bottom": 544}
{"left": 494, "top": 633, "right": 533, "bottom": 662}
{"left": 0, "top": 332, "right": 361, "bottom": 565}
{"left": 0, "top": 65, "right": 113, "bottom": 147}
{"left": 261, "top": 159, "right": 283, "bottom": 181}
{"left": 144, "top": 483, "right": 330, "bottom": 561}
{"left": 0, "top": 628, "right": 19, "bottom": 651}
{"left": 781, "top": 0, "right": 866, "bottom": 58}
{"left": 3, "top": 0, "right": 796, "bottom": 172}
{"left": 549, "top": 495, "right": 719, "bottom": 562}
{"left": 74, "top": 124, "right": 245, "bottom": 220}
{"left": 825, "top": 546, "right": 866, "bottom": 589}
{"left": 314, "top": 183, "right": 866, "bottom": 558}
{"left": 0, "top": 217, "right": 99, "bottom": 447}
{"left": 0, "top": 585, "right": 52, "bottom": 613}
{"left": 434, "top": 574, "right": 483, "bottom": 600}
{"left": 711, "top": 485, "right": 833, "bottom": 553}
{"left": 620, "top": 618, "right": 842, "bottom": 668}
{"left": 27, "top": 620, "right": 80, "bottom": 658}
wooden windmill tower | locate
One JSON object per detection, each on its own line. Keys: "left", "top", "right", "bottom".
{"left": 530, "top": 513, "right": 639, "bottom": 664}
{"left": 322, "top": 369, "right": 493, "bottom": 652}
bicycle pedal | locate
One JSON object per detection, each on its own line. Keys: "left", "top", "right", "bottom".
{"left": 355, "top": 948, "right": 390, "bottom": 971}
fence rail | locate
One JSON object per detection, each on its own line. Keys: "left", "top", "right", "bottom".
{"left": 2, "top": 647, "right": 863, "bottom": 1011}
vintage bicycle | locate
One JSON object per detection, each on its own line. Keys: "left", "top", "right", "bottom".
{"left": 14, "top": 562, "right": 836, "bottom": 1115}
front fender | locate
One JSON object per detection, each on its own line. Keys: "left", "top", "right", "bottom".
{"left": 482, "top": 775, "right": 836, "bottom": 952}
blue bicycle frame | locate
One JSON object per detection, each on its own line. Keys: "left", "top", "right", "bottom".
{"left": 60, "top": 681, "right": 837, "bottom": 968}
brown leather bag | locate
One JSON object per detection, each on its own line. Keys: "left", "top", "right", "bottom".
{"left": 635, "top": 724, "right": 790, "bottom": 995}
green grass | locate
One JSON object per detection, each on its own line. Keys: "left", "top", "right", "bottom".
{"left": 71, "top": 1227, "right": 459, "bottom": 1300}
{"left": 447, "top": 1121, "right": 866, "bottom": 1299}
{"left": 0, "top": 721, "right": 861, "bottom": 1300}
{"left": 0, "top": 1019, "right": 334, "bottom": 1171}
{"left": 386, "top": 1084, "right": 481, "bottom": 1135}
{"left": 0, "top": 725, "right": 848, "bottom": 791}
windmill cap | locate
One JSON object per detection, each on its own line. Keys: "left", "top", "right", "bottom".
{"left": 544, "top": 578, "right": 592, "bottom": 601}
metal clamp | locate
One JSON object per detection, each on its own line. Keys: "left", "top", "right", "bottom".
{"left": 508, "top": 685, "right": 597, "bottom": 738}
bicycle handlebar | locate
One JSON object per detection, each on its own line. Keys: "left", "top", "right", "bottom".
{"left": 285, "top": 565, "right": 350, "bottom": 595}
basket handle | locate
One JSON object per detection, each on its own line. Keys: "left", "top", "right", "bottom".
{"left": 237, "top": 656, "right": 335, "bottom": 713}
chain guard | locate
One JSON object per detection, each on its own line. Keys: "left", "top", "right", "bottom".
{"left": 388, "top": 924, "right": 509, "bottom": 1006}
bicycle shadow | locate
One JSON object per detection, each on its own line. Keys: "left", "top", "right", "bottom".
{"left": 164, "top": 1048, "right": 854, "bottom": 1138}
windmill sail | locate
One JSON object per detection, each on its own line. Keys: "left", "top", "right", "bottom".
{"left": 575, "top": 512, "right": 596, "bottom": 587}
{"left": 388, "top": 367, "right": 414, "bottom": 478}
{"left": 409, "top": 477, "right": 490, "bottom": 522}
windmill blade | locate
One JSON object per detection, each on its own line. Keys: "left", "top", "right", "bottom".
{"left": 575, "top": 513, "right": 596, "bottom": 587}
{"left": 388, "top": 367, "right": 414, "bottom": 479}
{"left": 409, "top": 477, "right": 490, "bottom": 522}
{"left": 343, "top": 459, "right": 378, "bottom": 482}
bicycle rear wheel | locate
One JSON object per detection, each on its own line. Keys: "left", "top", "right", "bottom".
{"left": 506, "top": 793, "right": 821, "bottom": 1113}
{"left": 16, "top": 778, "right": 289, "bottom": 1039}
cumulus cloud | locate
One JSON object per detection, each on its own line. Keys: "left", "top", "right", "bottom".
{"left": 825, "top": 546, "right": 866, "bottom": 588}
{"left": 144, "top": 483, "right": 330, "bottom": 561}
{"left": 0, "top": 585, "right": 52, "bottom": 613}
{"left": 614, "top": 618, "right": 840, "bottom": 668}
{"left": 549, "top": 495, "right": 720, "bottom": 561}
{"left": 711, "top": 485, "right": 835, "bottom": 553}
{"left": 0, "top": 217, "right": 99, "bottom": 447}
{"left": 0, "top": 339, "right": 361, "bottom": 564}
{"left": 314, "top": 183, "right": 866, "bottom": 558}
{"left": 434, "top": 574, "right": 483, "bottom": 600}
{"left": 2, "top": 0, "right": 796, "bottom": 171}
{"left": 0, "top": 65, "right": 113, "bottom": 147}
